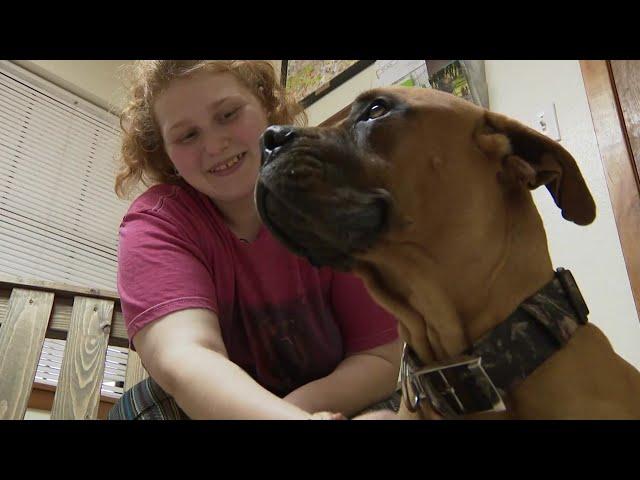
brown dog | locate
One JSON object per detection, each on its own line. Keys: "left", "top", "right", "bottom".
{"left": 255, "top": 87, "right": 640, "bottom": 419}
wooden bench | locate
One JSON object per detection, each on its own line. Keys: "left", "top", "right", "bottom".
{"left": 0, "top": 274, "right": 148, "bottom": 420}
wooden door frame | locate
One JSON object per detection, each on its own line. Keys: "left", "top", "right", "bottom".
{"left": 580, "top": 60, "right": 640, "bottom": 319}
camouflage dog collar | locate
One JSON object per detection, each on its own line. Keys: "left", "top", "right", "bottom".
{"left": 400, "top": 268, "right": 589, "bottom": 418}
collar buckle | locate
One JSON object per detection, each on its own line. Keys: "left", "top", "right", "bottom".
{"left": 400, "top": 344, "right": 506, "bottom": 417}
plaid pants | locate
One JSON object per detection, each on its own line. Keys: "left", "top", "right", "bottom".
{"left": 107, "top": 376, "right": 401, "bottom": 420}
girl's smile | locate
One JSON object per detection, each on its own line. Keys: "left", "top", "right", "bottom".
{"left": 208, "top": 151, "right": 248, "bottom": 176}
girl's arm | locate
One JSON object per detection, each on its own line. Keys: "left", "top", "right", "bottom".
{"left": 134, "top": 308, "right": 328, "bottom": 420}
{"left": 283, "top": 337, "right": 402, "bottom": 417}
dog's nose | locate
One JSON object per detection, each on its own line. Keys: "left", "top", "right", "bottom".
{"left": 260, "top": 125, "right": 297, "bottom": 166}
{"left": 263, "top": 125, "right": 297, "bottom": 150}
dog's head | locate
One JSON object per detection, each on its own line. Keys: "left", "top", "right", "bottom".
{"left": 255, "top": 87, "right": 596, "bottom": 271}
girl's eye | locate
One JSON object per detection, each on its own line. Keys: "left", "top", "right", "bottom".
{"left": 179, "top": 130, "right": 198, "bottom": 143}
{"left": 221, "top": 106, "right": 241, "bottom": 121}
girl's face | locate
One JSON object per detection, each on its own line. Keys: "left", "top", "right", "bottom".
{"left": 154, "top": 71, "right": 269, "bottom": 204}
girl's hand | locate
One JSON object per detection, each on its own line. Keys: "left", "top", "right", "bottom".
{"left": 310, "top": 411, "right": 348, "bottom": 420}
{"left": 351, "top": 409, "right": 399, "bottom": 420}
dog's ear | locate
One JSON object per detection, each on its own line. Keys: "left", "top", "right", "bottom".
{"left": 476, "top": 110, "right": 596, "bottom": 226}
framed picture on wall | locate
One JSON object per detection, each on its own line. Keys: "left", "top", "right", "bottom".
{"left": 425, "top": 60, "right": 490, "bottom": 109}
{"left": 281, "top": 60, "right": 376, "bottom": 109}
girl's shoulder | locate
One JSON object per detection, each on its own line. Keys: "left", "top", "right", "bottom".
{"left": 125, "top": 182, "right": 217, "bottom": 222}
{"left": 121, "top": 182, "right": 227, "bottom": 252}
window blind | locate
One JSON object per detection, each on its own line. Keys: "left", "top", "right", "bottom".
{"left": 35, "top": 338, "right": 128, "bottom": 399}
{"left": 0, "top": 61, "right": 130, "bottom": 292}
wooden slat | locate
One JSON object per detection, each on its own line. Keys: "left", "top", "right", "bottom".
{"left": 0, "top": 287, "right": 12, "bottom": 323}
{"left": 0, "top": 288, "right": 54, "bottom": 419}
{"left": 50, "top": 296, "right": 114, "bottom": 420}
{"left": 0, "top": 272, "right": 119, "bottom": 300}
{"left": 124, "top": 349, "right": 149, "bottom": 391}
{"left": 610, "top": 60, "right": 640, "bottom": 183}
{"left": 28, "top": 385, "right": 119, "bottom": 420}
{"left": 111, "top": 311, "right": 127, "bottom": 343}
{"left": 47, "top": 298, "right": 127, "bottom": 342}
{"left": 580, "top": 60, "right": 640, "bottom": 318}
{"left": 1, "top": 287, "right": 128, "bottom": 345}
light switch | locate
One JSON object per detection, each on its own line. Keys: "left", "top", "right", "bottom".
{"left": 533, "top": 103, "right": 561, "bottom": 141}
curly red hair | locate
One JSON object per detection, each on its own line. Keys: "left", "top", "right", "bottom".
{"left": 115, "top": 60, "right": 306, "bottom": 198}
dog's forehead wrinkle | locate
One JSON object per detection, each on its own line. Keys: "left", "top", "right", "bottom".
{"left": 353, "top": 89, "right": 397, "bottom": 105}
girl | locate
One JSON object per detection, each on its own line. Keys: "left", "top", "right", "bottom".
{"left": 108, "top": 61, "right": 401, "bottom": 420}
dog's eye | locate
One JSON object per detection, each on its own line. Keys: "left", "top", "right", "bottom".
{"left": 365, "top": 100, "right": 389, "bottom": 120}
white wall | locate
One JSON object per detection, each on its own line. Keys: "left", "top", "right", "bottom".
{"left": 11, "top": 60, "right": 350, "bottom": 123}
{"left": 486, "top": 60, "right": 640, "bottom": 368}
{"left": 12, "top": 60, "right": 284, "bottom": 115}
{"left": 305, "top": 60, "right": 640, "bottom": 369}
{"left": 306, "top": 64, "right": 378, "bottom": 126}
{"left": 12, "top": 60, "right": 134, "bottom": 113}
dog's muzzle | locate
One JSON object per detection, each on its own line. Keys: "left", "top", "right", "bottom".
{"left": 256, "top": 125, "right": 391, "bottom": 269}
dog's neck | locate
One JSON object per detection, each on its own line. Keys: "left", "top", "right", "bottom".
{"left": 355, "top": 193, "right": 554, "bottom": 365}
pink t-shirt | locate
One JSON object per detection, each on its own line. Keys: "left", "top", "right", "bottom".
{"left": 117, "top": 181, "right": 398, "bottom": 397}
